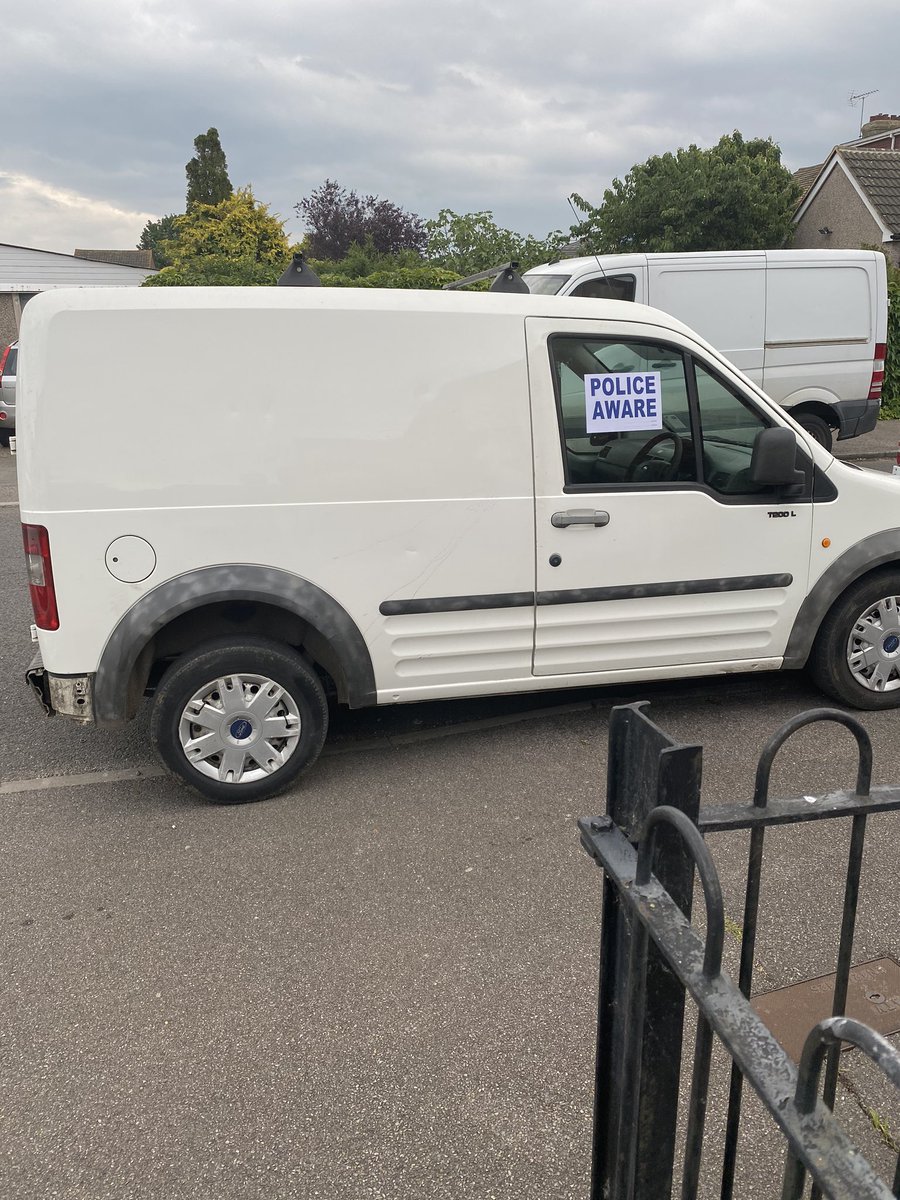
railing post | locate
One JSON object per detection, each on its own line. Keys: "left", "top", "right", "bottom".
{"left": 591, "top": 703, "right": 702, "bottom": 1200}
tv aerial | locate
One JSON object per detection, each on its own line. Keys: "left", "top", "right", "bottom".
{"left": 849, "top": 89, "right": 879, "bottom": 134}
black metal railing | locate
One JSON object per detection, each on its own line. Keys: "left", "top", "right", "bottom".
{"left": 579, "top": 702, "right": 900, "bottom": 1200}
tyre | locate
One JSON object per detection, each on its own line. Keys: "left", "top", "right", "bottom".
{"left": 808, "top": 571, "right": 900, "bottom": 709}
{"left": 795, "top": 413, "right": 833, "bottom": 452}
{"left": 150, "top": 637, "right": 328, "bottom": 803}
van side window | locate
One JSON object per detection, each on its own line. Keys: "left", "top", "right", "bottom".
{"left": 569, "top": 274, "right": 636, "bottom": 302}
{"left": 694, "top": 362, "right": 772, "bottom": 496}
{"left": 551, "top": 336, "right": 697, "bottom": 489}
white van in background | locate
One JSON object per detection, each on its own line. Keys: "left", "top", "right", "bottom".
{"left": 525, "top": 250, "right": 888, "bottom": 450}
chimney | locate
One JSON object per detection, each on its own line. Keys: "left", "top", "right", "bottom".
{"left": 861, "top": 113, "right": 900, "bottom": 139}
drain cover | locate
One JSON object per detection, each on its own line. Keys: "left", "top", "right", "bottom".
{"left": 752, "top": 957, "right": 900, "bottom": 1063}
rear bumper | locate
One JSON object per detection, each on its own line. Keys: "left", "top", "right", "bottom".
{"left": 26, "top": 651, "right": 95, "bottom": 721}
{"left": 26, "top": 650, "right": 52, "bottom": 715}
{"left": 0, "top": 399, "right": 15, "bottom": 432}
{"left": 834, "top": 397, "right": 880, "bottom": 440}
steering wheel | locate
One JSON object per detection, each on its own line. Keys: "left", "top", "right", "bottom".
{"left": 625, "top": 432, "right": 684, "bottom": 482}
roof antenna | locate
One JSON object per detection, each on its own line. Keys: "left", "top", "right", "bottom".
{"left": 849, "top": 89, "right": 879, "bottom": 135}
{"left": 567, "top": 193, "right": 609, "bottom": 285}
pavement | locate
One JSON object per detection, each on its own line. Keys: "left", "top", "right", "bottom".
{"left": 1, "top": 437, "right": 898, "bottom": 1199}
{"left": 834, "top": 417, "right": 900, "bottom": 463}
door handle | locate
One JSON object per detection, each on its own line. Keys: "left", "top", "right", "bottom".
{"left": 551, "top": 509, "right": 610, "bottom": 528}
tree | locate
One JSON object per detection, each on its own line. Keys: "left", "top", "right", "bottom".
{"left": 296, "top": 179, "right": 426, "bottom": 260}
{"left": 142, "top": 256, "right": 282, "bottom": 286}
{"left": 570, "top": 132, "right": 801, "bottom": 254}
{"left": 302, "top": 239, "right": 455, "bottom": 290}
{"left": 138, "top": 213, "right": 180, "bottom": 267}
{"left": 185, "top": 127, "right": 233, "bottom": 209}
{"left": 143, "top": 188, "right": 290, "bottom": 286}
{"left": 424, "top": 209, "right": 564, "bottom": 276}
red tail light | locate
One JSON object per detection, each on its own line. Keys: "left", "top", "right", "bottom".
{"left": 22, "top": 524, "right": 60, "bottom": 630}
{"left": 868, "top": 342, "right": 887, "bottom": 401}
{"left": 0, "top": 344, "right": 10, "bottom": 380}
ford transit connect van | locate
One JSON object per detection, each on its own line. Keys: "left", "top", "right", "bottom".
{"left": 525, "top": 250, "right": 888, "bottom": 451}
{"left": 18, "top": 287, "right": 900, "bottom": 802}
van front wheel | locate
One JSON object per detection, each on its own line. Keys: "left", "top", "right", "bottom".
{"left": 150, "top": 638, "right": 329, "bottom": 803}
{"left": 809, "top": 572, "right": 900, "bottom": 708}
{"left": 795, "top": 413, "right": 833, "bottom": 452}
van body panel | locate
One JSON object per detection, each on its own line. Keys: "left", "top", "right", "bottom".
{"left": 373, "top": 656, "right": 786, "bottom": 705}
{"left": 808, "top": 462, "right": 900, "bottom": 595}
{"left": 18, "top": 289, "right": 538, "bottom": 691}
{"left": 648, "top": 256, "right": 766, "bottom": 383}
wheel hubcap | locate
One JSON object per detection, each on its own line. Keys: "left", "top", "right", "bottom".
{"left": 178, "top": 673, "right": 302, "bottom": 784}
{"left": 847, "top": 595, "right": 900, "bottom": 692}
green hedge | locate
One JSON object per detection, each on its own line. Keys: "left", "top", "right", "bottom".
{"left": 317, "top": 265, "right": 459, "bottom": 289}
{"left": 881, "top": 270, "right": 900, "bottom": 418}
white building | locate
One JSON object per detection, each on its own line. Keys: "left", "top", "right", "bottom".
{"left": 1, "top": 244, "right": 156, "bottom": 345}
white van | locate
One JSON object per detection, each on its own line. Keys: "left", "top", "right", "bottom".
{"left": 525, "top": 249, "right": 888, "bottom": 451}
{"left": 18, "top": 287, "right": 900, "bottom": 803}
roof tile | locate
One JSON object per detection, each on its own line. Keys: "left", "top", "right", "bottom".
{"left": 837, "top": 149, "right": 900, "bottom": 235}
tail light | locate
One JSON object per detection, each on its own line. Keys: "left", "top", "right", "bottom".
{"left": 0, "top": 344, "right": 10, "bottom": 380}
{"left": 22, "top": 524, "right": 60, "bottom": 630}
{"left": 868, "top": 342, "right": 887, "bottom": 401}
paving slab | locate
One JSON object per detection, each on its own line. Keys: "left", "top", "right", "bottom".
{"left": 835, "top": 417, "right": 900, "bottom": 461}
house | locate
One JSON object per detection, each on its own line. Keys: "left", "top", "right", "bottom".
{"left": 0, "top": 244, "right": 156, "bottom": 347}
{"left": 792, "top": 115, "right": 900, "bottom": 266}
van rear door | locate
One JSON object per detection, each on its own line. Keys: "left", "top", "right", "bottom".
{"left": 762, "top": 255, "right": 874, "bottom": 406}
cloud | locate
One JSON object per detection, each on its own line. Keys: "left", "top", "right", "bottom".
{"left": 0, "top": 173, "right": 155, "bottom": 254}
{"left": 2, "top": 0, "right": 898, "bottom": 249}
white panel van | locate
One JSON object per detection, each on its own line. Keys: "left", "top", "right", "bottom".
{"left": 525, "top": 250, "right": 888, "bottom": 451}
{"left": 18, "top": 287, "right": 900, "bottom": 802}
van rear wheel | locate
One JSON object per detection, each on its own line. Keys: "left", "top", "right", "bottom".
{"left": 795, "top": 413, "right": 833, "bottom": 452}
{"left": 150, "top": 638, "right": 328, "bottom": 803}
{"left": 809, "top": 572, "right": 900, "bottom": 709}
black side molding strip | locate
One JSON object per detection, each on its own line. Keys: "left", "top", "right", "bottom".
{"left": 537, "top": 573, "right": 793, "bottom": 607}
{"left": 379, "top": 591, "right": 534, "bottom": 616}
{"left": 380, "top": 574, "right": 793, "bottom": 617}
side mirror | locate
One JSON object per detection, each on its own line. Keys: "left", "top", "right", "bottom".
{"left": 749, "top": 427, "right": 805, "bottom": 490}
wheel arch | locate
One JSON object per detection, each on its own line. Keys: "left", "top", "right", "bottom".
{"left": 93, "top": 565, "right": 376, "bottom": 725}
{"left": 783, "top": 531, "right": 900, "bottom": 668}
{"left": 787, "top": 399, "right": 840, "bottom": 431}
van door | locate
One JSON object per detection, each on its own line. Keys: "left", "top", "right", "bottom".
{"left": 526, "top": 317, "right": 813, "bottom": 678}
{"left": 648, "top": 256, "right": 766, "bottom": 385}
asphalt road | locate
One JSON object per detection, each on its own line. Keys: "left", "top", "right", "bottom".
{"left": 1, "top": 441, "right": 899, "bottom": 1199}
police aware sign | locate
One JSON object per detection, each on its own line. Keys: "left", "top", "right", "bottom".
{"left": 584, "top": 372, "right": 663, "bottom": 433}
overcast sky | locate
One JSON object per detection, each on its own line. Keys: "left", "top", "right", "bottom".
{"left": 3, "top": 0, "right": 897, "bottom": 255}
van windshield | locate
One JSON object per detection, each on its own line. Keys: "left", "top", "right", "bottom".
{"left": 526, "top": 274, "right": 569, "bottom": 295}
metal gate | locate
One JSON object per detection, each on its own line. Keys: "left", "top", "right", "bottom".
{"left": 579, "top": 702, "right": 900, "bottom": 1200}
